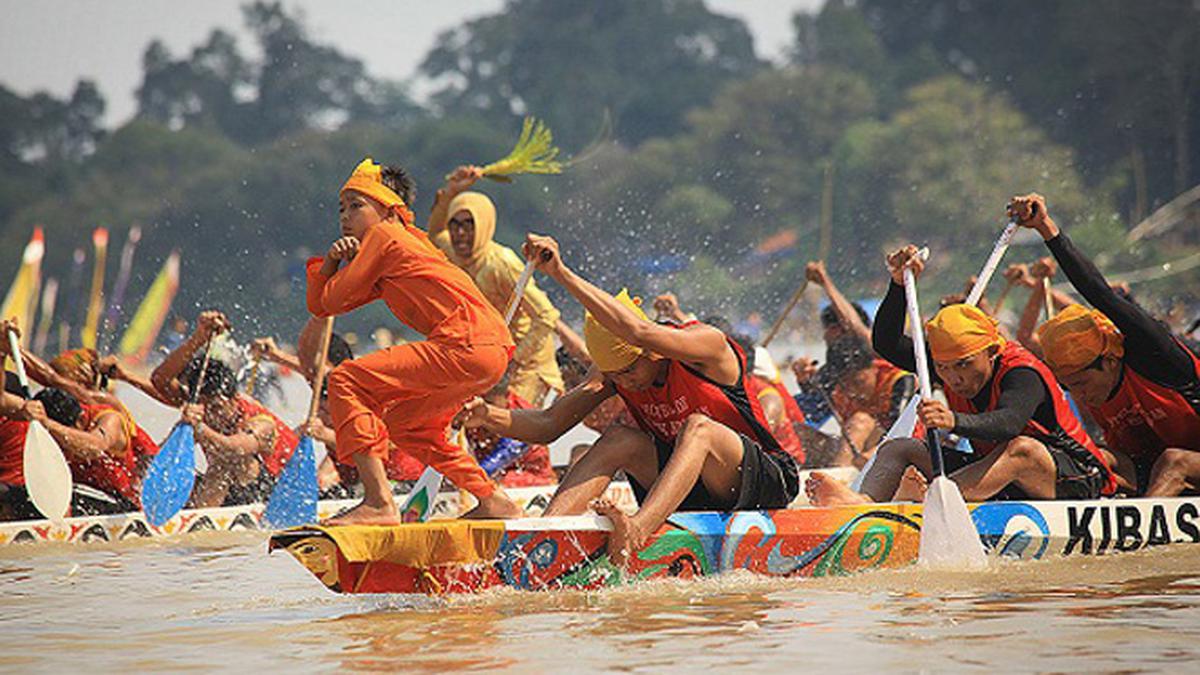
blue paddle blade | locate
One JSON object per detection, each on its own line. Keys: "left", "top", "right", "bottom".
{"left": 141, "top": 423, "right": 197, "bottom": 527}
{"left": 263, "top": 435, "right": 319, "bottom": 528}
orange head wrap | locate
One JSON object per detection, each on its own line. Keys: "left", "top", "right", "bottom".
{"left": 584, "top": 289, "right": 648, "bottom": 372}
{"left": 926, "top": 303, "right": 1006, "bottom": 362}
{"left": 340, "top": 158, "right": 415, "bottom": 226}
{"left": 1036, "top": 304, "right": 1125, "bottom": 377}
{"left": 51, "top": 348, "right": 100, "bottom": 388}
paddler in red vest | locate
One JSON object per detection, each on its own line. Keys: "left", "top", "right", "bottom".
{"left": 458, "top": 234, "right": 799, "bottom": 566}
{"left": 24, "top": 387, "right": 144, "bottom": 513}
{"left": 1013, "top": 193, "right": 1200, "bottom": 496}
{"left": 824, "top": 334, "right": 916, "bottom": 467}
{"left": 151, "top": 311, "right": 299, "bottom": 507}
{"left": 0, "top": 369, "right": 46, "bottom": 520}
{"left": 808, "top": 244, "right": 1114, "bottom": 506}
{"left": 307, "top": 158, "right": 522, "bottom": 524}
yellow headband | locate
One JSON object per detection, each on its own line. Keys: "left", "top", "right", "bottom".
{"left": 51, "top": 348, "right": 99, "bottom": 387}
{"left": 1036, "top": 304, "right": 1125, "bottom": 376}
{"left": 584, "top": 289, "right": 647, "bottom": 372}
{"left": 340, "top": 158, "right": 414, "bottom": 225}
{"left": 926, "top": 303, "right": 1005, "bottom": 362}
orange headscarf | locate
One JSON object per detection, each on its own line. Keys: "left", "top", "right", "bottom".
{"left": 926, "top": 304, "right": 1005, "bottom": 362}
{"left": 340, "top": 158, "right": 415, "bottom": 226}
{"left": 51, "top": 348, "right": 100, "bottom": 388}
{"left": 1036, "top": 304, "right": 1125, "bottom": 376}
{"left": 584, "top": 289, "right": 648, "bottom": 372}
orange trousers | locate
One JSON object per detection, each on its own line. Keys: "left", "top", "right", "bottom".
{"left": 327, "top": 341, "right": 510, "bottom": 498}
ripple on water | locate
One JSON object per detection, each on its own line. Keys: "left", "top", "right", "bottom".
{"left": 0, "top": 533, "right": 1198, "bottom": 672}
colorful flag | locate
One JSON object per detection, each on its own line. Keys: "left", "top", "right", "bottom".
{"left": 33, "top": 277, "right": 59, "bottom": 356}
{"left": 80, "top": 227, "right": 108, "bottom": 350}
{"left": 1, "top": 227, "right": 45, "bottom": 347}
{"left": 119, "top": 250, "right": 180, "bottom": 363}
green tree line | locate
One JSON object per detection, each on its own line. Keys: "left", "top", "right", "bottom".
{"left": 1, "top": 0, "right": 1196, "bottom": 343}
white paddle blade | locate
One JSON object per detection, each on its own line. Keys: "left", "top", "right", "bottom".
{"left": 23, "top": 420, "right": 73, "bottom": 521}
{"left": 398, "top": 467, "right": 444, "bottom": 522}
{"left": 503, "top": 261, "right": 536, "bottom": 325}
{"left": 850, "top": 395, "right": 921, "bottom": 492}
{"left": 918, "top": 476, "right": 987, "bottom": 569}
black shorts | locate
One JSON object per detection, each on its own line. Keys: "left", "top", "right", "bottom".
{"left": 942, "top": 440, "right": 1106, "bottom": 500}
{"left": 628, "top": 433, "right": 800, "bottom": 511}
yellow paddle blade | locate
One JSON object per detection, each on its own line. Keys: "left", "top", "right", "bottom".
{"left": 480, "top": 116, "right": 563, "bottom": 180}
{"left": 23, "top": 420, "right": 73, "bottom": 521}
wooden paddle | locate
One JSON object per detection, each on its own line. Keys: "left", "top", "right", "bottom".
{"left": 761, "top": 280, "right": 809, "bottom": 348}
{"left": 263, "top": 318, "right": 333, "bottom": 527}
{"left": 1042, "top": 277, "right": 1055, "bottom": 321}
{"left": 901, "top": 249, "right": 987, "bottom": 568}
{"left": 6, "top": 328, "right": 73, "bottom": 521}
{"left": 140, "top": 340, "right": 214, "bottom": 526}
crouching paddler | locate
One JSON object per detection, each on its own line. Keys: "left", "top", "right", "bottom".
{"left": 807, "top": 244, "right": 1115, "bottom": 506}
{"left": 458, "top": 234, "right": 799, "bottom": 566}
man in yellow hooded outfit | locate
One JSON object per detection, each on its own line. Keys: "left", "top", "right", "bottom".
{"left": 427, "top": 166, "right": 564, "bottom": 405}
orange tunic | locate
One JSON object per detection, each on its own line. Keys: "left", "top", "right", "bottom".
{"left": 306, "top": 221, "right": 513, "bottom": 498}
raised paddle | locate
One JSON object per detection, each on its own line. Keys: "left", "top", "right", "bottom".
{"left": 902, "top": 249, "right": 987, "bottom": 568}
{"left": 6, "top": 328, "right": 73, "bottom": 521}
{"left": 965, "top": 221, "right": 1018, "bottom": 307}
{"left": 263, "top": 318, "right": 333, "bottom": 527}
{"left": 761, "top": 280, "right": 809, "bottom": 348}
{"left": 140, "top": 340, "right": 214, "bottom": 526}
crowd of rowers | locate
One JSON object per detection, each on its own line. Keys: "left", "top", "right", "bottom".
{"left": 1, "top": 165, "right": 1197, "bottom": 553}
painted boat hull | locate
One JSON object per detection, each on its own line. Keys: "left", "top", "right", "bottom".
{"left": 269, "top": 497, "right": 1200, "bottom": 595}
{"left": 0, "top": 483, "right": 634, "bottom": 548}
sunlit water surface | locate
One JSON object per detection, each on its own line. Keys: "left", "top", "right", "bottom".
{"left": 1, "top": 534, "right": 1198, "bottom": 672}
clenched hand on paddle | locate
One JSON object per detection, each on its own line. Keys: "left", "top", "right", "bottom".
{"left": 893, "top": 247, "right": 987, "bottom": 568}
{"left": 3, "top": 320, "right": 73, "bottom": 520}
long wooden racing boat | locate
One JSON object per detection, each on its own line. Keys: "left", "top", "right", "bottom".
{"left": 269, "top": 496, "right": 1200, "bottom": 594}
{"left": 0, "top": 483, "right": 635, "bottom": 548}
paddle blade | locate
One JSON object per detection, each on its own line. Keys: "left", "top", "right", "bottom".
{"left": 141, "top": 423, "right": 197, "bottom": 526}
{"left": 263, "top": 435, "right": 319, "bottom": 528}
{"left": 22, "top": 421, "right": 72, "bottom": 521}
{"left": 918, "top": 476, "right": 988, "bottom": 569}
{"left": 399, "top": 467, "right": 443, "bottom": 523}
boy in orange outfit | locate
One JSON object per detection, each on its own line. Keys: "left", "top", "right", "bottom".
{"left": 307, "top": 158, "right": 522, "bottom": 524}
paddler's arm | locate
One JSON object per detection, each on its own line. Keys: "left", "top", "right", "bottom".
{"left": 556, "top": 319, "right": 589, "bottom": 363}
{"left": 306, "top": 233, "right": 387, "bottom": 317}
{"left": 426, "top": 165, "right": 482, "bottom": 239}
{"left": 807, "top": 260, "right": 871, "bottom": 342}
{"left": 187, "top": 406, "right": 272, "bottom": 458}
{"left": 151, "top": 310, "right": 228, "bottom": 406}
{"left": 293, "top": 317, "right": 327, "bottom": 382}
{"left": 871, "top": 283, "right": 920, "bottom": 374}
{"left": 458, "top": 376, "right": 615, "bottom": 445}
{"left": 15, "top": 346, "right": 110, "bottom": 407}
{"left": 36, "top": 411, "right": 127, "bottom": 462}
{"left": 1013, "top": 193, "right": 1194, "bottom": 384}
{"left": 934, "top": 367, "right": 1045, "bottom": 442}
{"left": 100, "top": 356, "right": 174, "bottom": 406}
{"left": 0, "top": 390, "right": 40, "bottom": 420}
{"left": 251, "top": 336, "right": 305, "bottom": 378}
{"left": 523, "top": 234, "right": 733, "bottom": 375}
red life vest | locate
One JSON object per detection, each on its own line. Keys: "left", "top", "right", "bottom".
{"left": 745, "top": 375, "right": 806, "bottom": 465}
{"left": 615, "top": 338, "right": 784, "bottom": 456}
{"left": 0, "top": 417, "right": 28, "bottom": 486}
{"left": 1090, "top": 340, "right": 1200, "bottom": 458}
{"left": 234, "top": 395, "right": 299, "bottom": 477}
{"left": 944, "top": 341, "right": 1115, "bottom": 494}
{"left": 73, "top": 403, "right": 141, "bottom": 505}
{"left": 831, "top": 359, "right": 910, "bottom": 427}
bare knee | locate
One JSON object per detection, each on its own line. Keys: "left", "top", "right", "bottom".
{"left": 1002, "top": 436, "right": 1044, "bottom": 461}
{"left": 677, "top": 413, "right": 717, "bottom": 446}
{"left": 877, "top": 437, "right": 924, "bottom": 463}
{"left": 589, "top": 425, "right": 651, "bottom": 471}
{"left": 1157, "top": 448, "right": 1193, "bottom": 472}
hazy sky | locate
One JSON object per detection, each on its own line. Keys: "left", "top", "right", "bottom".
{"left": 0, "top": 0, "right": 822, "bottom": 127}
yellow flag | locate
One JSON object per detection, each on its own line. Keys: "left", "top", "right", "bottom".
{"left": 80, "top": 227, "right": 108, "bottom": 350}
{"left": 1, "top": 227, "right": 45, "bottom": 346}
{"left": 118, "top": 250, "right": 180, "bottom": 363}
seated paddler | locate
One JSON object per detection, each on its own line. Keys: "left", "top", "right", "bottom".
{"left": 807, "top": 244, "right": 1115, "bottom": 506}
{"left": 458, "top": 233, "right": 800, "bottom": 566}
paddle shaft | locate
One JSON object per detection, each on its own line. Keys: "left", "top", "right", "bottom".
{"left": 503, "top": 249, "right": 551, "bottom": 325}
{"left": 901, "top": 254, "right": 945, "bottom": 476}
{"left": 761, "top": 279, "right": 809, "bottom": 348}
{"left": 965, "top": 222, "right": 1018, "bottom": 307}
{"left": 6, "top": 330, "right": 32, "bottom": 397}
{"left": 1042, "top": 277, "right": 1055, "bottom": 320}
{"left": 306, "top": 318, "right": 335, "bottom": 423}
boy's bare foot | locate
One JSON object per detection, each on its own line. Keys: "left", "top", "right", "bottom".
{"left": 323, "top": 499, "right": 401, "bottom": 526}
{"left": 592, "top": 498, "right": 647, "bottom": 568}
{"left": 461, "top": 490, "right": 524, "bottom": 519}
{"left": 892, "top": 466, "right": 929, "bottom": 502}
{"left": 805, "top": 471, "right": 871, "bottom": 507}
